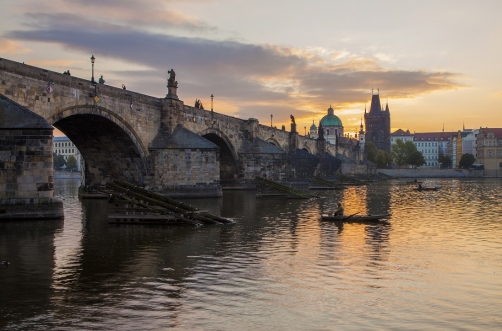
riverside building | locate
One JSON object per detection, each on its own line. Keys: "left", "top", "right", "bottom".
{"left": 53, "top": 136, "right": 82, "bottom": 171}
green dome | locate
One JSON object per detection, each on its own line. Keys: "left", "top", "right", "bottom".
{"left": 310, "top": 122, "right": 317, "bottom": 130}
{"left": 320, "top": 106, "right": 343, "bottom": 127}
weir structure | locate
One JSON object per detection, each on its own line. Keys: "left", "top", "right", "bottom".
{"left": 0, "top": 57, "right": 370, "bottom": 207}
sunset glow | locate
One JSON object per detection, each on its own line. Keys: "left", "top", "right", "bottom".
{"left": 1, "top": 0, "right": 501, "bottom": 134}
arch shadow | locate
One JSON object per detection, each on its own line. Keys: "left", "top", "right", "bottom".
{"left": 47, "top": 105, "right": 150, "bottom": 185}
{"left": 198, "top": 128, "right": 239, "bottom": 181}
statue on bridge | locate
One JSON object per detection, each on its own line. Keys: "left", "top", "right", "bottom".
{"left": 318, "top": 122, "right": 325, "bottom": 140}
{"left": 194, "top": 99, "right": 204, "bottom": 109}
{"left": 167, "top": 69, "right": 178, "bottom": 88}
{"left": 290, "top": 114, "right": 296, "bottom": 124}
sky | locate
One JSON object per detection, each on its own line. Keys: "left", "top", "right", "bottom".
{"left": 1, "top": 0, "right": 501, "bottom": 136}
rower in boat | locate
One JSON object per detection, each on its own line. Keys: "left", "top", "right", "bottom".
{"left": 334, "top": 203, "right": 344, "bottom": 216}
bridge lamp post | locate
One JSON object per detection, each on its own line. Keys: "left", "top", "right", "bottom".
{"left": 271, "top": 114, "right": 273, "bottom": 127}
{"left": 304, "top": 126, "right": 306, "bottom": 135}
{"left": 90, "top": 55, "right": 95, "bottom": 83}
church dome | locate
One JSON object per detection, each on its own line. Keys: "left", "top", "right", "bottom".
{"left": 320, "top": 106, "right": 343, "bottom": 127}
{"left": 310, "top": 121, "right": 317, "bottom": 131}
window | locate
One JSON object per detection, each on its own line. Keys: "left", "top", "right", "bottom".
{"left": 489, "top": 151, "right": 493, "bottom": 157}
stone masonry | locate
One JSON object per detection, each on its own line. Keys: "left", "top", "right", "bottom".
{"left": 0, "top": 57, "right": 367, "bottom": 196}
{"left": 0, "top": 94, "right": 63, "bottom": 219}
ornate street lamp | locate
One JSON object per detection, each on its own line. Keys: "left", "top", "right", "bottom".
{"left": 90, "top": 55, "right": 95, "bottom": 83}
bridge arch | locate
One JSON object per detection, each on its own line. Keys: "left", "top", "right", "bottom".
{"left": 47, "top": 105, "right": 150, "bottom": 186}
{"left": 301, "top": 146, "right": 312, "bottom": 154}
{"left": 266, "top": 137, "right": 284, "bottom": 150}
{"left": 198, "top": 128, "right": 238, "bottom": 181}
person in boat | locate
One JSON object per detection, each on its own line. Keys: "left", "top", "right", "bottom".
{"left": 417, "top": 183, "right": 423, "bottom": 190}
{"left": 334, "top": 203, "right": 344, "bottom": 216}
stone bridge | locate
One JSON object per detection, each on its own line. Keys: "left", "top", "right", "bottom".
{"left": 0, "top": 58, "right": 365, "bottom": 196}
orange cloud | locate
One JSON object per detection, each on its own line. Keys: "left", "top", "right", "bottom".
{"left": 0, "top": 39, "right": 30, "bottom": 54}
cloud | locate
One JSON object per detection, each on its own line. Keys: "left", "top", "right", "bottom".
{"left": 4, "top": 11, "right": 465, "bottom": 127}
{"left": 17, "top": 0, "right": 217, "bottom": 33}
{"left": 27, "top": 59, "right": 84, "bottom": 68}
{"left": 0, "top": 38, "right": 30, "bottom": 54}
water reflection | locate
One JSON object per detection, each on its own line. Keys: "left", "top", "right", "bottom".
{"left": 1, "top": 179, "right": 501, "bottom": 330}
{"left": 0, "top": 219, "right": 63, "bottom": 328}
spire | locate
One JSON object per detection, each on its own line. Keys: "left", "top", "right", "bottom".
{"left": 369, "top": 93, "right": 382, "bottom": 114}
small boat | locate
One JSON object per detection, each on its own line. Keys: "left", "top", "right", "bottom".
{"left": 413, "top": 186, "right": 441, "bottom": 191}
{"left": 321, "top": 214, "right": 390, "bottom": 222}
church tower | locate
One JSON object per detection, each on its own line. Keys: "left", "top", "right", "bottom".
{"left": 358, "top": 118, "right": 366, "bottom": 153}
{"left": 364, "top": 90, "right": 391, "bottom": 153}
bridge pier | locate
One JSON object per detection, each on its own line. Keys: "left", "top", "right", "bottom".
{"left": 0, "top": 94, "right": 63, "bottom": 220}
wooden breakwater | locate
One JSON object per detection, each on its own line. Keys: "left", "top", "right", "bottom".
{"left": 105, "top": 180, "right": 233, "bottom": 226}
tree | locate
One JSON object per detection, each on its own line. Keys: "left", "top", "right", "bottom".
{"left": 376, "top": 150, "right": 393, "bottom": 168}
{"left": 53, "top": 153, "right": 66, "bottom": 170}
{"left": 408, "top": 151, "right": 426, "bottom": 168}
{"left": 459, "top": 153, "right": 476, "bottom": 169}
{"left": 391, "top": 139, "right": 423, "bottom": 168}
{"left": 66, "top": 155, "right": 78, "bottom": 170}
{"left": 438, "top": 153, "right": 452, "bottom": 168}
{"left": 366, "top": 141, "right": 377, "bottom": 163}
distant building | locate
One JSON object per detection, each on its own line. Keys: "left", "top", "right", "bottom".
{"left": 448, "top": 129, "right": 477, "bottom": 168}
{"left": 53, "top": 136, "right": 82, "bottom": 171}
{"left": 309, "top": 120, "right": 318, "bottom": 138}
{"left": 358, "top": 119, "right": 366, "bottom": 153}
{"left": 319, "top": 105, "right": 344, "bottom": 145}
{"left": 364, "top": 91, "right": 390, "bottom": 153}
{"left": 391, "top": 129, "right": 456, "bottom": 168}
{"left": 413, "top": 132, "right": 455, "bottom": 168}
{"left": 390, "top": 129, "right": 413, "bottom": 146}
{"left": 476, "top": 128, "right": 502, "bottom": 175}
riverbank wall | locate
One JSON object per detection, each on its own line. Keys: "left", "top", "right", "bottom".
{"left": 377, "top": 169, "right": 487, "bottom": 178}
{"left": 54, "top": 171, "right": 82, "bottom": 179}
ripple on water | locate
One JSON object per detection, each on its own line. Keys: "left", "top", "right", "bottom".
{"left": 1, "top": 179, "right": 502, "bottom": 330}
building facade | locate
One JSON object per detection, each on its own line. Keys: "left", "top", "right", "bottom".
{"left": 319, "top": 106, "right": 344, "bottom": 145}
{"left": 53, "top": 136, "right": 82, "bottom": 171}
{"left": 390, "top": 129, "right": 414, "bottom": 147}
{"left": 364, "top": 91, "right": 391, "bottom": 153}
{"left": 476, "top": 128, "right": 502, "bottom": 175}
{"left": 413, "top": 132, "right": 455, "bottom": 168}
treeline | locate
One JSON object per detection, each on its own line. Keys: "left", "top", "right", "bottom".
{"left": 53, "top": 153, "right": 78, "bottom": 170}
{"left": 366, "top": 139, "right": 474, "bottom": 169}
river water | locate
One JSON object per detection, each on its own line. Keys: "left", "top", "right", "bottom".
{"left": 1, "top": 178, "right": 502, "bottom": 330}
